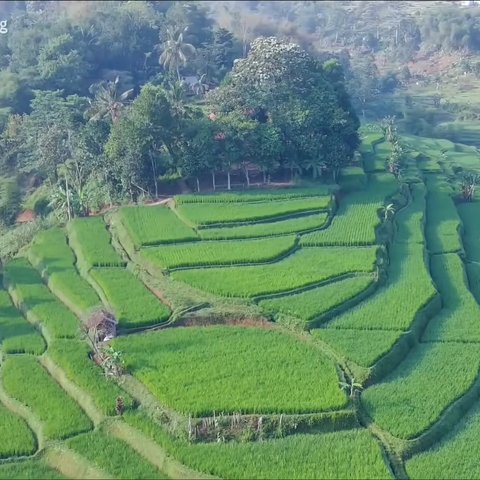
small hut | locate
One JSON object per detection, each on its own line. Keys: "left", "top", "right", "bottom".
{"left": 86, "top": 309, "right": 118, "bottom": 342}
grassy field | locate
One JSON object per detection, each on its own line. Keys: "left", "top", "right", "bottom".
{"left": 119, "top": 206, "right": 198, "bottom": 247}
{"left": 68, "top": 217, "right": 126, "bottom": 268}
{"left": 0, "top": 290, "right": 46, "bottom": 355}
{"left": 199, "top": 212, "right": 329, "bottom": 240}
{"left": 457, "top": 201, "right": 480, "bottom": 261}
{"left": 406, "top": 401, "right": 480, "bottom": 479}
{"left": 0, "top": 403, "right": 36, "bottom": 458}
{"left": 67, "top": 430, "right": 165, "bottom": 479}
{"left": 89, "top": 268, "right": 170, "bottom": 329}
{"left": 4, "top": 258, "right": 79, "bottom": 339}
{"left": 171, "top": 246, "right": 377, "bottom": 298}
{"left": 301, "top": 175, "right": 397, "bottom": 247}
{"left": 175, "top": 187, "right": 331, "bottom": 204}
{"left": 47, "top": 339, "right": 134, "bottom": 416}
{"left": 422, "top": 253, "right": 480, "bottom": 342}
{"left": 2, "top": 355, "right": 92, "bottom": 440}
{"left": 114, "top": 326, "right": 347, "bottom": 415}
{"left": 362, "top": 343, "right": 480, "bottom": 439}
{"left": 175, "top": 196, "right": 331, "bottom": 227}
{"left": 28, "top": 228, "right": 100, "bottom": 312}
{"left": 0, "top": 460, "right": 64, "bottom": 479}
{"left": 139, "top": 235, "right": 297, "bottom": 269}
{"left": 395, "top": 183, "right": 426, "bottom": 244}
{"left": 259, "top": 276, "right": 374, "bottom": 325}
{"left": 125, "top": 411, "right": 392, "bottom": 479}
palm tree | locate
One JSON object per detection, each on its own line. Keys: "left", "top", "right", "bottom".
{"left": 87, "top": 76, "right": 134, "bottom": 123}
{"left": 339, "top": 377, "right": 363, "bottom": 398}
{"left": 381, "top": 203, "right": 396, "bottom": 221}
{"left": 159, "top": 26, "right": 196, "bottom": 81}
{"left": 193, "top": 73, "right": 209, "bottom": 96}
{"left": 461, "top": 172, "right": 480, "bottom": 202}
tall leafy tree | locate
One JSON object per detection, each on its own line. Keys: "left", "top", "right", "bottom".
{"left": 159, "top": 27, "right": 196, "bottom": 81}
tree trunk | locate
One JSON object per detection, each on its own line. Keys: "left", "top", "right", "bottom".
{"left": 212, "top": 171, "right": 216, "bottom": 191}
{"left": 290, "top": 166, "right": 294, "bottom": 181}
{"left": 150, "top": 154, "right": 158, "bottom": 198}
{"left": 244, "top": 167, "right": 250, "bottom": 187}
{"left": 65, "top": 177, "right": 71, "bottom": 221}
{"left": 176, "top": 64, "right": 181, "bottom": 82}
{"left": 263, "top": 171, "right": 267, "bottom": 184}
{"left": 227, "top": 171, "right": 231, "bottom": 190}
{"left": 196, "top": 177, "right": 200, "bottom": 192}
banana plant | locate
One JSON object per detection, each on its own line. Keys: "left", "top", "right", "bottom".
{"left": 339, "top": 377, "right": 363, "bottom": 398}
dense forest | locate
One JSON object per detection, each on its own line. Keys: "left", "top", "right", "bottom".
{"left": 0, "top": 0, "right": 479, "bottom": 234}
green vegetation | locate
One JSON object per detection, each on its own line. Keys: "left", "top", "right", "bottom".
{"left": 301, "top": 175, "right": 397, "bottom": 247}
{"left": 48, "top": 339, "right": 134, "bottom": 416}
{"left": 325, "top": 242, "right": 435, "bottom": 332}
{"left": 259, "top": 276, "right": 374, "bottom": 325}
{"left": 422, "top": 254, "right": 480, "bottom": 342}
{"left": 313, "top": 329, "right": 403, "bottom": 367}
{"left": 172, "top": 246, "right": 378, "bottom": 298}
{"left": 339, "top": 166, "right": 367, "bottom": 191}
{"left": 139, "top": 235, "right": 297, "bottom": 269}
{"left": 0, "top": 403, "right": 36, "bottom": 458}
{"left": 425, "top": 191, "right": 462, "bottom": 254}
{"left": 406, "top": 401, "right": 480, "bottom": 479}
{"left": 395, "top": 183, "right": 426, "bottom": 244}
{"left": 4, "top": 258, "right": 79, "bottom": 339}
{"left": 119, "top": 206, "right": 198, "bottom": 247}
{"left": 0, "top": 290, "right": 46, "bottom": 355}
{"left": 2, "top": 355, "right": 92, "bottom": 440}
{"left": 89, "top": 268, "right": 170, "bottom": 329}
{"left": 175, "top": 197, "right": 331, "bottom": 227}
{"left": 362, "top": 343, "right": 480, "bottom": 439}
{"left": 68, "top": 217, "right": 126, "bottom": 268}
{"left": 0, "top": 460, "right": 64, "bottom": 479}
{"left": 457, "top": 201, "right": 480, "bottom": 261}
{"left": 114, "top": 326, "right": 347, "bottom": 415}
{"left": 124, "top": 412, "right": 392, "bottom": 480}
{"left": 28, "top": 228, "right": 100, "bottom": 312}
{"left": 67, "top": 430, "right": 165, "bottom": 479}
{"left": 175, "top": 187, "right": 331, "bottom": 204}
{"left": 199, "top": 213, "right": 329, "bottom": 240}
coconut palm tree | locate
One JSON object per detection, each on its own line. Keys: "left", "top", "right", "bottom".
{"left": 381, "top": 203, "right": 396, "bottom": 221}
{"left": 86, "top": 76, "right": 134, "bottom": 123}
{"left": 159, "top": 26, "right": 196, "bottom": 81}
{"left": 339, "top": 377, "right": 363, "bottom": 398}
{"left": 193, "top": 73, "right": 209, "bottom": 96}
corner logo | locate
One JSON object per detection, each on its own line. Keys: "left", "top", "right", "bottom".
{"left": 0, "top": 20, "right": 8, "bottom": 34}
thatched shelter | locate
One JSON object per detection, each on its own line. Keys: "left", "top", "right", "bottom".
{"left": 86, "top": 309, "right": 118, "bottom": 342}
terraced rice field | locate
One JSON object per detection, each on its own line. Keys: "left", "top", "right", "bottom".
{"left": 5, "top": 147, "right": 480, "bottom": 479}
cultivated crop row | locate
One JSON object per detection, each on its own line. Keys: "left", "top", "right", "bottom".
{"left": 0, "top": 459, "right": 63, "bottom": 479}
{"left": 28, "top": 228, "right": 100, "bottom": 313}
{"left": 175, "top": 187, "right": 330, "bottom": 204}
{"left": 0, "top": 403, "right": 36, "bottom": 458}
{"left": 199, "top": 213, "right": 328, "bottom": 240}
{"left": 4, "top": 258, "right": 79, "bottom": 339}
{"left": 119, "top": 206, "right": 198, "bottom": 247}
{"left": 124, "top": 412, "right": 392, "bottom": 480}
{"left": 89, "top": 268, "right": 170, "bottom": 329}
{"left": 0, "top": 290, "right": 45, "bottom": 355}
{"left": 139, "top": 235, "right": 297, "bottom": 270}
{"left": 362, "top": 342, "right": 480, "bottom": 439}
{"left": 395, "top": 183, "right": 426, "bottom": 244}
{"left": 175, "top": 196, "right": 331, "bottom": 227}
{"left": 171, "top": 246, "right": 378, "bottom": 298}
{"left": 422, "top": 253, "right": 480, "bottom": 342}
{"left": 113, "top": 326, "right": 347, "bottom": 416}
{"left": 259, "top": 276, "right": 373, "bottom": 325}
{"left": 457, "top": 201, "right": 480, "bottom": 262}
{"left": 2, "top": 355, "right": 92, "bottom": 440}
{"left": 67, "top": 430, "right": 164, "bottom": 479}
{"left": 68, "top": 217, "right": 126, "bottom": 268}
{"left": 48, "top": 339, "right": 134, "bottom": 416}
